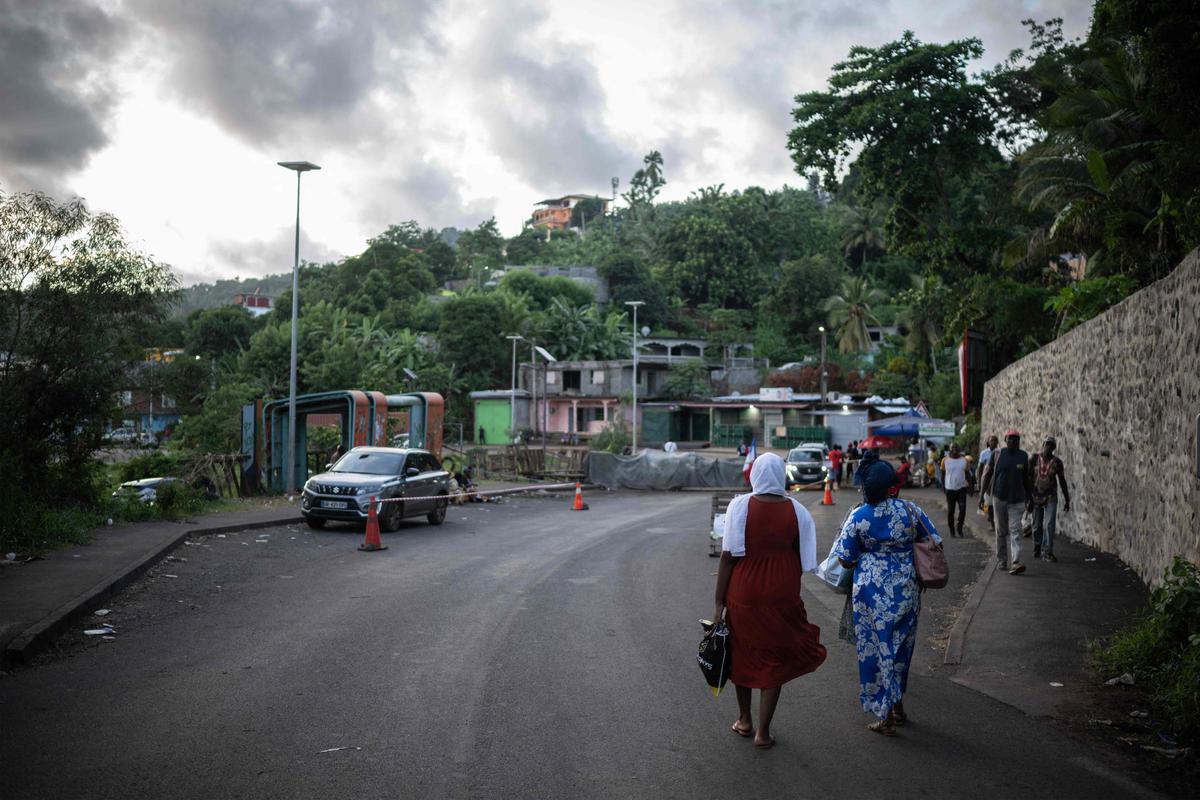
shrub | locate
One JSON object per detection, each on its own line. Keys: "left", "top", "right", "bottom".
{"left": 1095, "top": 557, "right": 1200, "bottom": 740}
{"left": 152, "top": 482, "right": 206, "bottom": 520}
{"left": 590, "top": 424, "right": 628, "bottom": 454}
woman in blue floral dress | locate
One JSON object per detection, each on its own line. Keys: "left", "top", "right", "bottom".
{"left": 833, "top": 452, "right": 942, "bottom": 736}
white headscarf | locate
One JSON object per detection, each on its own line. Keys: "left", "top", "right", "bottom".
{"left": 721, "top": 452, "right": 818, "bottom": 570}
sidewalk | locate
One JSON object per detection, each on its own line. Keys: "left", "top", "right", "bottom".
{"left": 0, "top": 504, "right": 304, "bottom": 663}
{"left": 804, "top": 484, "right": 1149, "bottom": 720}
{"left": 925, "top": 488, "right": 1149, "bottom": 718}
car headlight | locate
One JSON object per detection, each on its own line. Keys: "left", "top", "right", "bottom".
{"left": 358, "top": 485, "right": 382, "bottom": 496}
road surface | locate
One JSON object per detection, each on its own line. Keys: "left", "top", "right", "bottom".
{"left": 0, "top": 491, "right": 1158, "bottom": 799}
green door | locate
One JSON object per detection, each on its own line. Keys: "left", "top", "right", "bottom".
{"left": 473, "top": 399, "right": 511, "bottom": 444}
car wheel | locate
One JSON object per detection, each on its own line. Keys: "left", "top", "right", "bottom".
{"left": 427, "top": 496, "right": 447, "bottom": 526}
{"left": 380, "top": 501, "right": 403, "bottom": 532}
{"left": 306, "top": 517, "right": 326, "bottom": 530}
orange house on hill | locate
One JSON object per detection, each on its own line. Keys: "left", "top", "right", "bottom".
{"left": 531, "top": 195, "right": 610, "bottom": 230}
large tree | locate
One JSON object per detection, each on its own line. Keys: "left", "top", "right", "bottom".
{"left": 0, "top": 192, "right": 177, "bottom": 517}
{"left": 788, "top": 32, "right": 1004, "bottom": 275}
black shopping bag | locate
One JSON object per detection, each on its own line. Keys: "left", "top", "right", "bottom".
{"left": 697, "top": 621, "right": 732, "bottom": 696}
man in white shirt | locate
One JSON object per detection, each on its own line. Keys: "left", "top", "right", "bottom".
{"left": 942, "top": 443, "right": 970, "bottom": 537}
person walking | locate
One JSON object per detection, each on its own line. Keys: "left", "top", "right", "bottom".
{"left": 980, "top": 429, "right": 1032, "bottom": 575}
{"left": 1029, "top": 436, "right": 1071, "bottom": 562}
{"left": 829, "top": 444, "right": 844, "bottom": 487}
{"left": 833, "top": 452, "right": 942, "bottom": 736}
{"left": 941, "top": 443, "right": 969, "bottom": 537}
{"left": 977, "top": 435, "right": 999, "bottom": 524}
{"left": 715, "top": 453, "right": 826, "bottom": 749}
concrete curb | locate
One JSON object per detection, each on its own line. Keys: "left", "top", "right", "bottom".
{"left": 3, "top": 516, "right": 302, "bottom": 664}
{"left": 929, "top": 493, "right": 997, "bottom": 666}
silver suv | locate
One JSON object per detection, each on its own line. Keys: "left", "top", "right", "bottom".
{"left": 301, "top": 447, "right": 450, "bottom": 530}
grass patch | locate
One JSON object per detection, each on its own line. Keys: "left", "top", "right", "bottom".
{"left": 2, "top": 483, "right": 223, "bottom": 555}
{"left": 1093, "top": 556, "right": 1200, "bottom": 742}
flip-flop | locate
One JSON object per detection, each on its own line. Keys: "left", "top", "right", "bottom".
{"left": 730, "top": 722, "right": 754, "bottom": 738}
{"left": 754, "top": 736, "right": 775, "bottom": 749}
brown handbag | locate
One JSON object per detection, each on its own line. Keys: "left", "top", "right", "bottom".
{"left": 905, "top": 501, "right": 949, "bottom": 589}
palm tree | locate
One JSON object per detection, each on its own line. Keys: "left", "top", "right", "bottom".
{"left": 823, "top": 276, "right": 885, "bottom": 354}
{"left": 839, "top": 205, "right": 885, "bottom": 268}
{"left": 1012, "top": 42, "right": 1163, "bottom": 278}
{"left": 894, "top": 274, "right": 945, "bottom": 370}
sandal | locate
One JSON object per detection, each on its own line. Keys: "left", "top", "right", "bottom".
{"left": 754, "top": 736, "right": 775, "bottom": 749}
{"left": 731, "top": 721, "right": 754, "bottom": 738}
{"left": 868, "top": 719, "right": 897, "bottom": 737}
{"left": 891, "top": 708, "right": 908, "bottom": 727}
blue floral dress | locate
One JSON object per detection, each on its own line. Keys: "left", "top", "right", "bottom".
{"left": 832, "top": 498, "right": 941, "bottom": 719}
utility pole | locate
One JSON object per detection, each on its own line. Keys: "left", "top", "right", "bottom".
{"left": 818, "top": 325, "right": 828, "bottom": 401}
{"left": 625, "top": 300, "right": 645, "bottom": 452}
{"left": 506, "top": 334, "right": 523, "bottom": 441}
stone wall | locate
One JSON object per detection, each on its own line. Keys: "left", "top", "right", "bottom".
{"left": 981, "top": 251, "right": 1200, "bottom": 586}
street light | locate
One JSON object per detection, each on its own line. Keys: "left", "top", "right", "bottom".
{"left": 278, "top": 160, "right": 320, "bottom": 495}
{"left": 625, "top": 300, "right": 645, "bottom": 452}
{"left": 506, "top": 334, "right": 524, "bottom": 440}
{"left": 818, "top": 325, "right": 828, "bottom": 402}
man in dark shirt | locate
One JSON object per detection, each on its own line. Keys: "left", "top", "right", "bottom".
{"left": 1029, "top": 436, "right": 1071, "bottom": 562}
{"left": 980, "top": 428, "right": 1033, "bottom": 575}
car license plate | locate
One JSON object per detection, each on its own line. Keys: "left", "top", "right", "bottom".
{"left": 321, "top": 500, "right": 349, "bottom": 509}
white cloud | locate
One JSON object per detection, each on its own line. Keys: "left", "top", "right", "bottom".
{"left": 0, "top": 0, "right": 1092, "bottom": 285}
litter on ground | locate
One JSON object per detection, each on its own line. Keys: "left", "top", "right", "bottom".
{"left": 318, "top": 746, "right": 362, "bottom": 753}
{"left": 93, "top": 609, "right": 110, "bottom": 616}
{"left": 1105, "top": 672, "right": 1135, "bottom": 686}
{"left": 84, "top": 625, "right": 114, "bottom": 636}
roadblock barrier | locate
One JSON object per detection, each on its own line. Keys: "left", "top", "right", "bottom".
{"left": 374, "top": 482, "right": 581, "bottom": 505}
{"left": 358, "top": 496, "right": 387, "bottom": 552}
{"left": 571, "top": 482, "right": 589, "bottom": 511}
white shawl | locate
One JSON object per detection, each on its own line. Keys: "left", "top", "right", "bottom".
{"left": 722, "top": 453, "right": 818, "bottom": 571}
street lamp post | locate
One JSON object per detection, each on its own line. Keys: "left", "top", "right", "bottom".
{"left": 625, "top": 301, "right": 645, "bottom": 452}
{"left": 278, "top": 160, "right": 320, "bottom": 495}
{"left": 506, "top": 334, "right": 523, "bottom": 441}
{"left": 818, "top": 325, "right": 828, "bottom": 402}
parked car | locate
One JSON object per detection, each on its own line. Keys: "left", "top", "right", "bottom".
{"left": 785, "top": 445, "right": 828, "bottom": 489}
{"left": 105, "top": 427, "right": 138, "bottom": 444}
{"left": 112, "top": 477, "right": 178, "bottom": 503}
{"left": 301, "top": 447, "right": 450, "bottom": 530}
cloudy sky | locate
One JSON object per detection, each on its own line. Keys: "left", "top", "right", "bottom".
{"left": 0, "top": 0, "right": 1090, "bottom": 285}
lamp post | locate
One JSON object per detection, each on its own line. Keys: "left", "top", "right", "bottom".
{"left": 506, "top": 334, "right": 524, "bottom": 441}
{"left": 625, "top": 300, "right": 645, "bottom": 452}
{"left": 278, "top": 160, "right": 320, "bottom": 495}
{"left": 818, "top": 325, "right": 828, "bottom": 402}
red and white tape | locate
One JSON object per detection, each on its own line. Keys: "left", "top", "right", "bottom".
{"left": 372, "top": 482, "right": 581, "bottom": 505}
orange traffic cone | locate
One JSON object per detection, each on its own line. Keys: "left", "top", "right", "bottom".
{"left": 821, "top": 478, "right": 835, "bottom": 506}
{"left": 571, "top": 482, "right": 589, "bottom": 511}
{"left": 358, "top": 496, "right": 388, "bottom": 551}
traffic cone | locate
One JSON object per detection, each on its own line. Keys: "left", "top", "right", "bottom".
{"left": 571, "top": 482, "right": 589, "bottom": 511}
{"left": 821, "top": 477, "right": 835, "bottom": 506}
{"left": 358, "top": 496, "right": 388, "bottom": 551}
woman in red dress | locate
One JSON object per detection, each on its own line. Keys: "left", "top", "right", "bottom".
{"left": 714, "top": 453, "right": 827, "bottom": 748}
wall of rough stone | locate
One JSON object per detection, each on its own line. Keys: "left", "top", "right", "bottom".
{"left": 981, "top": 251, "right": 1200, "bottom": 586}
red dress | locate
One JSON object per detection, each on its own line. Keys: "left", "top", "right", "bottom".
{"left": 727, "top": 498, "right": 827, "bottom": 688}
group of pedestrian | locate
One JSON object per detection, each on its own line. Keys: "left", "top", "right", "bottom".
{"left": 713, "top": 450, "right": 942, "bottom": 744}
{"left": 828, "top": 441, "right": 862, "bottom": 488}
{"left": 978, "top": 429, "right": 1071, "bottom": 574}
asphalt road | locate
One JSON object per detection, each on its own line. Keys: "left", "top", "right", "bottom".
{"left": 0, "top": 491, "right": 1159, "bottom": 799}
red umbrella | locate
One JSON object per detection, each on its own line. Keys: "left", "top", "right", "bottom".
{"left": 859, "top": 434, "right": 897, "bottom": 450}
